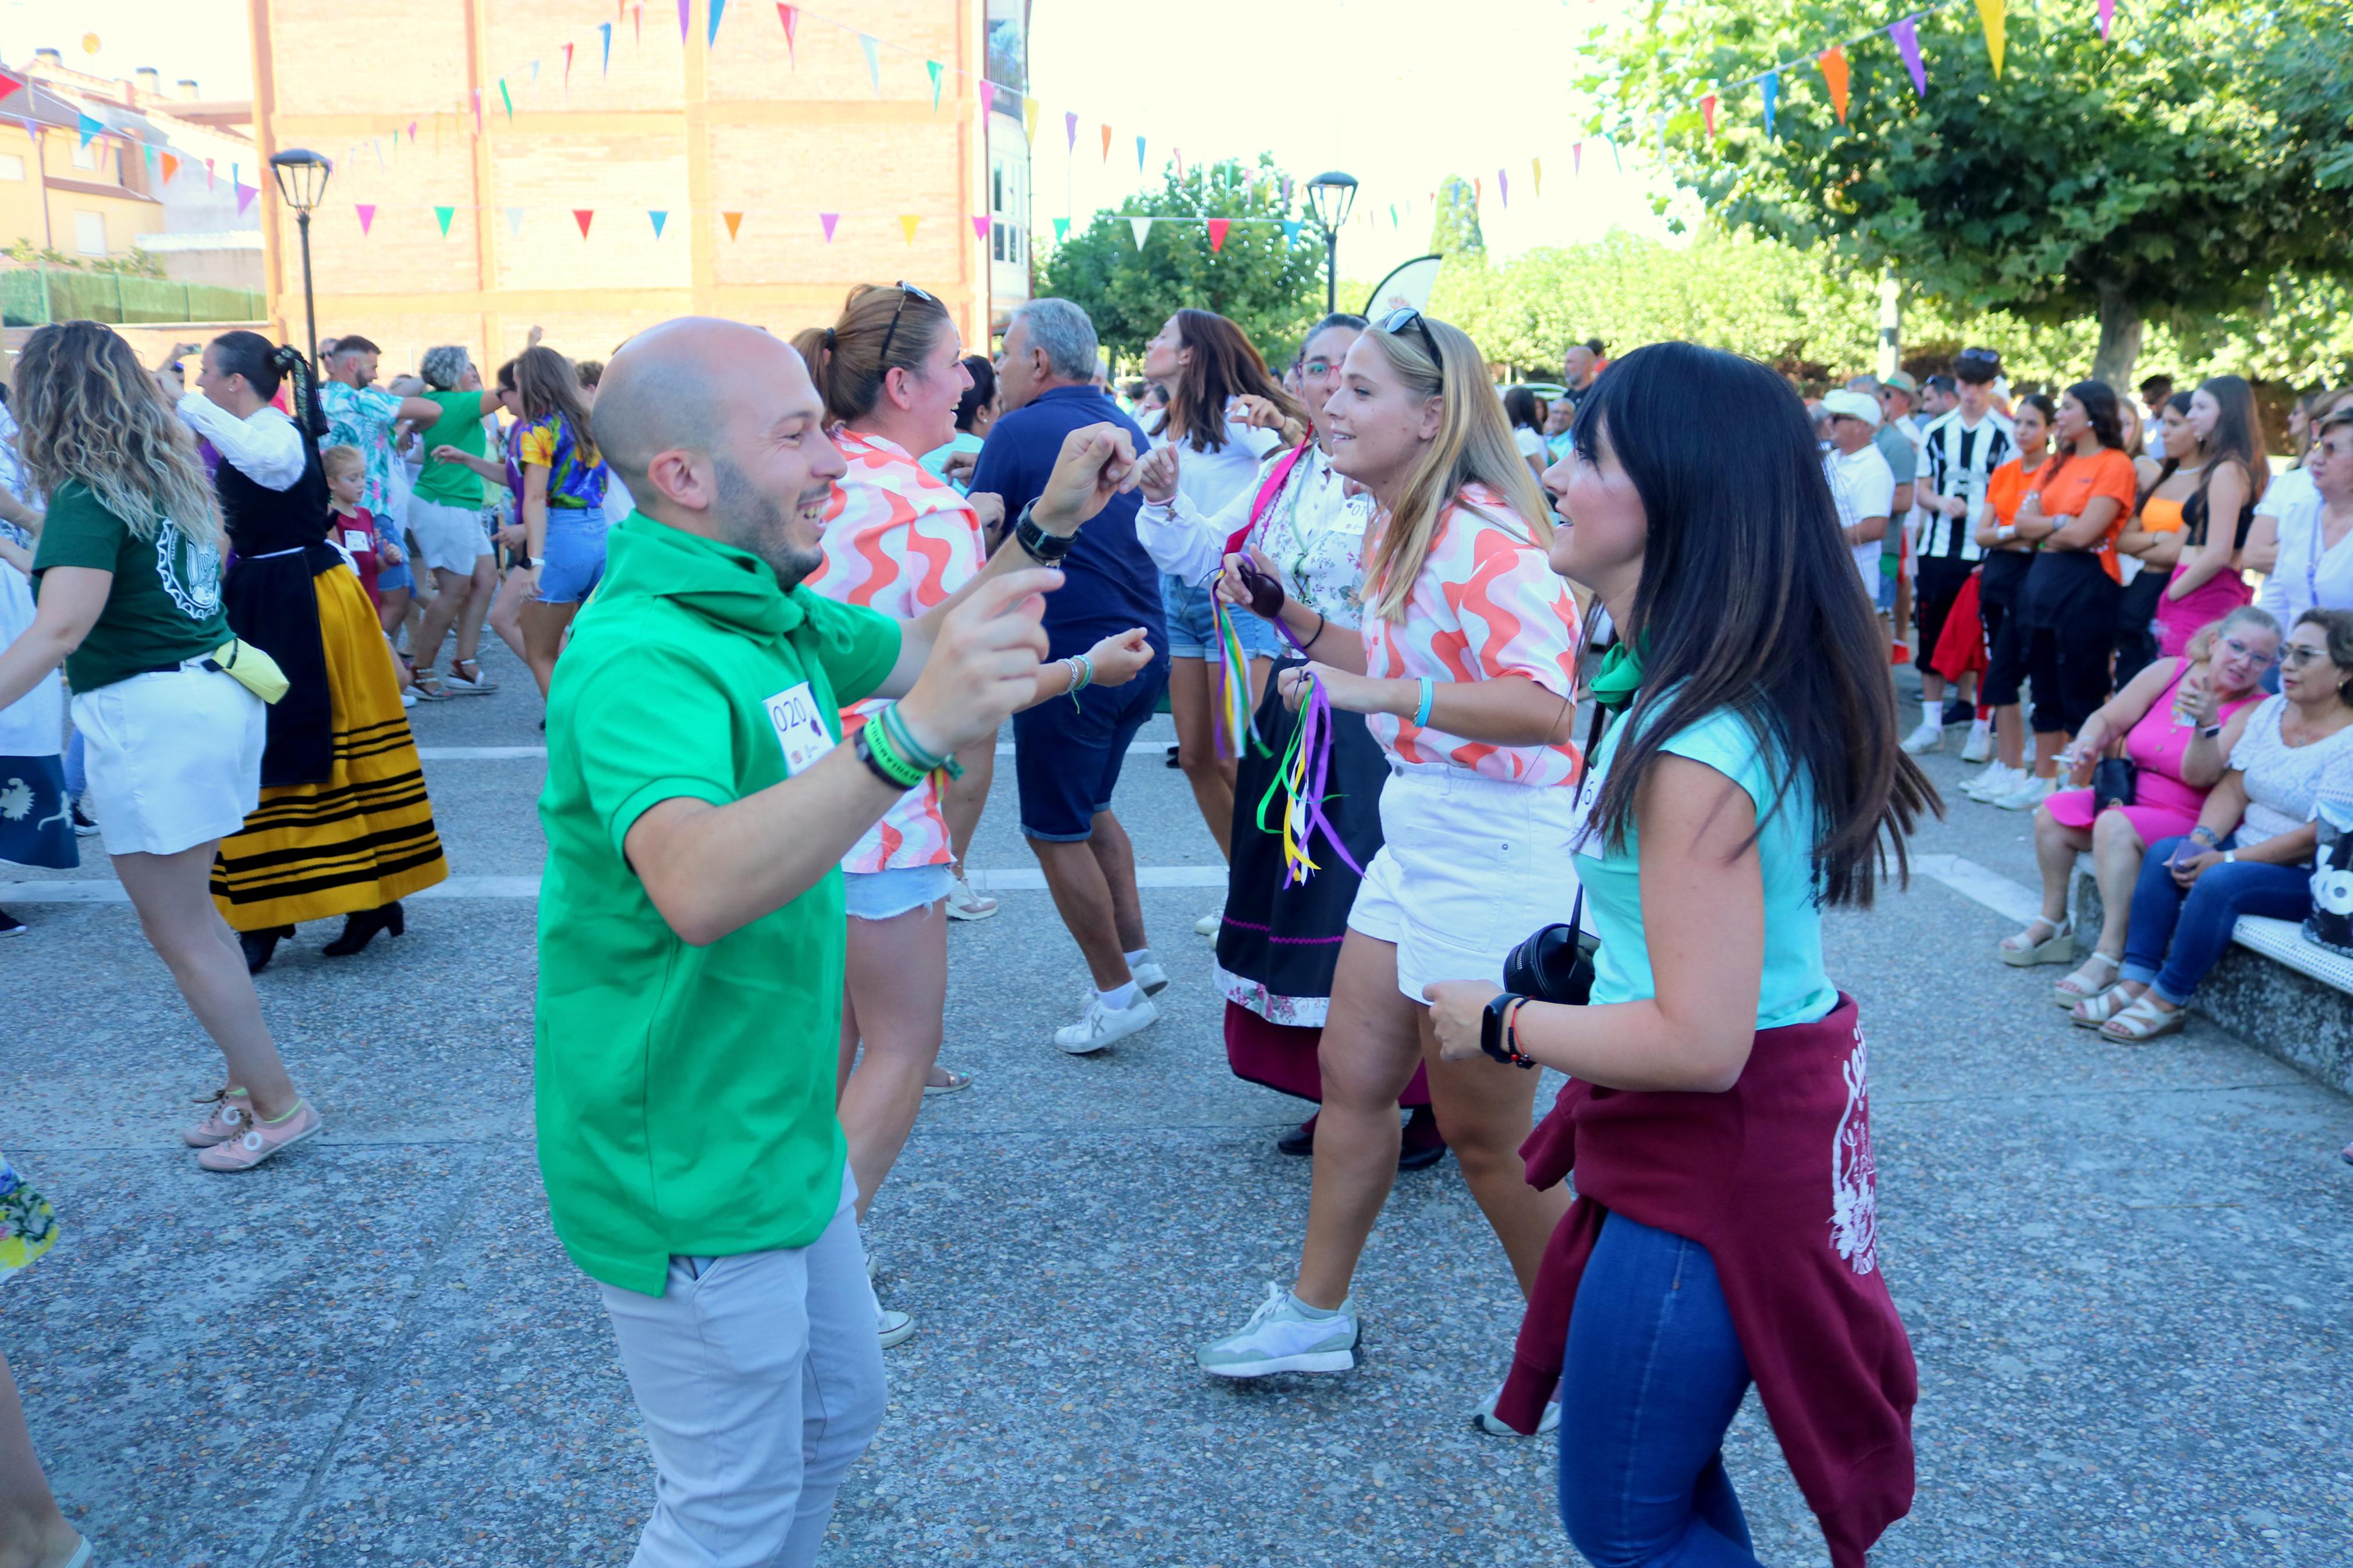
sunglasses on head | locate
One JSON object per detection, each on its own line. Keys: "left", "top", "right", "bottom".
{"left": 1378, "top": 307, "right": 1445, "bottom": 386}
{"left": 876, "top": 280, "right": 938, "bottom": 369}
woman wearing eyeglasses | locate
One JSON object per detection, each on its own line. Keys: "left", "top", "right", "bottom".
{"left": 2076, "top": 609, "right": 2353, "bottom": 1041}
{"left": 1194, "top": 311, "right": 1584, "bottom": 1430}
{"left": 2000, "top": 606, "right": 2280, "bottom": 999}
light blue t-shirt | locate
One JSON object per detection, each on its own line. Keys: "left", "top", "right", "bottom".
{"left": 1573, "top": 703, "right": 1838, "bottom": 1031}
{"left": 918, "top": 430, "right": 986, "bottom": 493}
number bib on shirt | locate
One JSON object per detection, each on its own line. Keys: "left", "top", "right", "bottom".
{"left": 343, "top": 529, "right": 372, "bottom": 554}
{"left": 763, "top": 682, "right": 836, "bottom": 775}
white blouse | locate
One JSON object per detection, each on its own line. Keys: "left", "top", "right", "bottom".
{"left": 2256, "top": 473, "right": 2353, "bottom": 625}
{"left": 1133, "top": 443, "right": 1373, "bottom": 631}
{"left": 2230, "top": 695, "right": 2353, "bottom": 848}
{"left": 178, "top": 392, "right": 306, "bottom": 492}
{"left": 1134, "top": 416, "right": 1282, "bottom": 577}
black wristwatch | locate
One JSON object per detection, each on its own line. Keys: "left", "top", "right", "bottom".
{"left": 1012, "top": 500, "right": 1075, "bottom": 565}
{"left": 1481, "top": 992, "right": 1536, "bottom": 1069}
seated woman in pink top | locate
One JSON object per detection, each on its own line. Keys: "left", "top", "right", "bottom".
{"left": 2000, "top": 604, "right": 2280, "bottom": 1002}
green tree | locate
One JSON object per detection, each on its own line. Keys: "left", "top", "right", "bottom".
{"left": 1036, "top": 156, "right": 1325, "bottom": 371}
{"left": 1584, "top": 0, "right": 2353, "bottom": 385}
{"left": 1429, "top": 176, "right": 1485, "bottom": 258}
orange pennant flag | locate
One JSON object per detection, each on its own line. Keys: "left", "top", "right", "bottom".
{"left": 898, "top": 214, "right": 920, "bottom": 245}
{"left": 722, "top": 210, "right": 744, "bottom": 239}
{"left": 159, "top": 152, "right": 178, "bottom": 182}
{"left": 1819, "top": 46, "right": 1850, "bottom": 125}
{"left": 1099, "top": 123, "right": 1112, "bottom": 162}
{"left": 1702, "top": 93, "right": 1718, "bottom": 138}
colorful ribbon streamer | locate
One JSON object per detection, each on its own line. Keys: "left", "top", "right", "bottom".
{"left": 1209, "top": 577, "right": 1259, "bottom": 761}
{"left": 1235, "top": 577, "right": 1365, "bottom": 889}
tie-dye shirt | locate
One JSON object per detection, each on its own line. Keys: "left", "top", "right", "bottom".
{"left": 1361, "top": 482, "right": 1582, "bottom": 787}
{"left": 805, "top": 428, "right": 986, "bottom": 873}
{"left": 517, "top": 413, "right": 608, "bottom": 510}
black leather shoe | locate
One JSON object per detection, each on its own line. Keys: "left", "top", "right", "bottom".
{"left": 240, "top": 926, "right": 293, "bottom": 974}
{"left": 1276, "top": 1114, "right": 1318, "bottom": 1157}
{"left": 1398, "top": 1106, "right": 1448, "bottom": 1172}
{"left": 322, "top": 901, "right": 406, "bottom": 957}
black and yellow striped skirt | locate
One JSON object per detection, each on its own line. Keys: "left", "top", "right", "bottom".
{"left": 211, "top": 566, "right": 447, "bottom": 930}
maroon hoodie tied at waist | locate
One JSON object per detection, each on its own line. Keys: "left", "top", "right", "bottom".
{"left": 1495, "top": 994, "right": 1917, "bottom": 1568}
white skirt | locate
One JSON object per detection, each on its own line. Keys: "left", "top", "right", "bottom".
{"left": 70, "top": 665, "right": 264, "bottom": 857}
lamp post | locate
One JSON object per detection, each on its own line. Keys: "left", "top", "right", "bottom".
{"left": 267, "top": 148, "right": 332, "bottom": 370}
{"left": 1305, "top": 170, "right": 1357, "bottom": 315}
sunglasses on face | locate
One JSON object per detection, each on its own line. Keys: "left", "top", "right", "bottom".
{"left": 1378, "top": 308, "right": 1445, "bottom": 388}
{"left": 2283, "top": 645, "right": 2334, "bottom": 669}
{"left": 876, "top": 280, "right": 938, "bottom": 369}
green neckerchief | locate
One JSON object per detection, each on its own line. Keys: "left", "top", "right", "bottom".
{"left": 1588, "top": 637, "right": 1644, "bottom": 713}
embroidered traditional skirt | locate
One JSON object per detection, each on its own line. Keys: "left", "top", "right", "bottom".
{"left": 210, "top": 564, "right": 446, "bottom": 929}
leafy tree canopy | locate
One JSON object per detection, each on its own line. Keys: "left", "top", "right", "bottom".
{"left": 1036, "top": 156, "right": 1326, "bottom": 372}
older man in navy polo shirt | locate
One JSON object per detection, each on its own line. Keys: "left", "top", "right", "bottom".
{"left": 971, "top": 298, "right": 1172, "bottom": 1055}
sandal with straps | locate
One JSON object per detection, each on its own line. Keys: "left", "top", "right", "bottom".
{"left": 2070, "top": 983, "right": 2143, "bottom": 1030}
{"left": 2099, "top": 994, "right": 2188, "bottom": 1044}
{"left": 2053, "top": 950, "right": 2123, "bottom": 1007}
{"left": 2000, "top": 916, "right": 2075, "bottom": 967}
{"left": 410, "top": 666, "right": 450, "bottom": 702}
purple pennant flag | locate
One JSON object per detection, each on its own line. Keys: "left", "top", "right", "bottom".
{"left": 235, "top": 179, "right": 257, "bottom": 215}
{"left": 972, "top": 215, "right": 989, "bottom": 242}
{"left": 2098, "top": 0, "right": 2114, "bottom": 37}
{"left": 977, "top": 80, "right": 996, "bottom": 115}
{"left": 818, "top": 212, "right": 839, "bottom": 243}
{"left": 1497, "top": 168, "right": 1509, "bottom": 207}
{"left": 1889, "top": 17, "right": 1928, "bottom": 98}
{"left": 678, "top": 0, "right": 690, "bottom": 41}
{"left": 1064, "top": 110, "right": 1077, "bottom": 152}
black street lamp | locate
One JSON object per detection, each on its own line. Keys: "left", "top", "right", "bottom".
{"left": 267, "top": 148, "right": 333, "bottom": 371}
{"left": 1305, "top": 171, "right": 1358, "bottom": 315}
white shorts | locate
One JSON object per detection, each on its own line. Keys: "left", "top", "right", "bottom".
{"left": 70, "top": 664, "right": 264, "bottom": 858}
{"left": 1346, "top": 766, "right": 1584, "bottom": 1002}
{"left": 405, "top": 495, "right": 492, "bottom": 575}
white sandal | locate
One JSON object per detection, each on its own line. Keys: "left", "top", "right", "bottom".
{"left": 2070, "top": 983, "right": 2143, "bottom": 1030}
{"left": 2053, "top": 950, "right": 2122, "bottom": 1005}
{"left": 2000, "top": 916, "right": 2075, "bottom": 967}
{"left": 2099, "top": 994, "right": 2188, "bottom": 1043}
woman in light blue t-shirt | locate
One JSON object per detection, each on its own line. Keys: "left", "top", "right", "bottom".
{"left": 1425, "top": 343, "right": 1939, "bottom": 1566}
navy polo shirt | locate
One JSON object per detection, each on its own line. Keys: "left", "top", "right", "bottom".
{"left": 970, "top": 385, "right": 1168, "bottom": 662}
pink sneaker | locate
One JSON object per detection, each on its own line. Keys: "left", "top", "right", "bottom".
{"left": 183, "top": 1088, "right": 253, "bottom": 1148}
{"left": 196, "top": 1098, "right": 322, "bottom": 1172}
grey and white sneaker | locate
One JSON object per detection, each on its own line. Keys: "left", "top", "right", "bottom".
{"left": 1474, "top": 1383, "right": 1561, "bottom": 1436}
{"left": 1197, "top": 1282, "right": 1361, "bottom": 1377}
{"left": 1898, "top": 719, "right": 1944, "bottom": 755}
{"left": 1130, "top": 957, "right": 1170, "bottom": 995}
{"left": 1961, "top": 762, "right": 2023, "bottom": 801}
{"left": 945, "top": 876, "right": 999, "bottom": 921}
{"left": 1193, "top": 906, "right": 1223, "bottom": 936}
{"left": 876, "top": 1303, "right": 915, "bottom": 1349}
{"left": 1053, "top": 991, "right": 1158, "bottom": 1054}
{"left": 1960, "top": 721, "right": 1994, "bottom": 763}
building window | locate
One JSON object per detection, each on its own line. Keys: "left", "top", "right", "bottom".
{"left": 0, "top": 154, "right": 24, "bottom": 181}
{"left": 70, "top": 138, "right": 98, "bottom": 172}
{"left": 74, "top": 211, "right": 105, "bottom": 255}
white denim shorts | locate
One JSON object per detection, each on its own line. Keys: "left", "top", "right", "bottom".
{"left": 843, "top": 862, "right": 956, "bottom": 922}
{"left": 70, "top": 664, "right": 264, "bottom": 857}
{"left": 406, "top": 495, "right": 493, "bottom": 575}
{"left": 1346, "top": 766, "right": 1585, "bottom": 1001}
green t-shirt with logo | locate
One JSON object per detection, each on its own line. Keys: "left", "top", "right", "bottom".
{"left": 31, "top": 479, "right": 229, "bottom": 692}
{"left": 535, "top": 515, "right": 903, "bottom": 1297}
{"left": 410, "top": 389, "right": 489, "bottom": 508}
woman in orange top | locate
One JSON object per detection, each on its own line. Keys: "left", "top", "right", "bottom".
{"left": 1962, "top": 393, "right": 2054, "bottom": 802}
{"left": 1999, "top": 382, "right": 2140, "bottom": 810}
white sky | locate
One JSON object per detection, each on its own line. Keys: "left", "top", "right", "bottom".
{"left": 0, "top": 0, "right": 1681, "bottom": 277}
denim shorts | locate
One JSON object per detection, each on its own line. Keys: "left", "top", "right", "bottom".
{"left": 1013, "top": 659, "right": 1169, "bottom": 841}
{"left": 843, "top": 862, "right": 956, "bottom": 922}
{"left": 377, "top": 557, "right": 415, "bottom": 594}
{"left": 536, "top": 505, "right": 608, "bottom": 605}
{"left": 1160, "top": 571, "right": 1282, "bottom": 662}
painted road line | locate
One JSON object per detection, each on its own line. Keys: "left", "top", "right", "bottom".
{"left": 1914, "top": 853, "right": 2042, "bottom": 925}
{"left": 0, "top": 865, "right": 1230, "bottom": 904}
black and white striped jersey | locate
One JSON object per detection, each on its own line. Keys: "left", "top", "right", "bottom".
{"left": 1917, "top": 411, "right": 2017, "bottom": 563}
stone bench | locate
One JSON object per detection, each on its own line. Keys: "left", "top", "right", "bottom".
{"left": 2071, "top": 852, "right": 2353, "bottom": 1094}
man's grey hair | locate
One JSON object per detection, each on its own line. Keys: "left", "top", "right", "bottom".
{"left": 1011, "top": 298, "right": 1099, "bottom": 381}
{"left": 1844, "top": 373, "right": 1882, "bottom": 396}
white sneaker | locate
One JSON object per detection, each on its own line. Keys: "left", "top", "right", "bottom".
{"left": 1474, "top": 1384, "right": 1561, "bottom": 1437}
{"left": 1960, "top": 721, "right": 1994, "bottom": 763}
{"left": 400, "top": 689, "right": 417, "bottom": 709}
{"left": 1194, "top": 906, "right": 1223, "bottom": 937}
{"left": 1992, "top": 774, "right": 2056, "bottom": 812}
{"left": 1197, "top": 1282, "right": 1361, "bottom": 1377}
{"left": 1131, "top": 960, "right": 1170, "bottom": 996}
{"left": 1899, "top": 720, "right": 1944, "bottom": 755}
{"left": 1053, "top": 992, "right": 1158, "bottom": 1054}
{"left": 876, "top": 1304, "right": 915, "bottom": 1349}
{"left": 1961, "top": 762, "right": 2022, "bottom": 801}
{"left": 945, "top": 876, "right": 999, "bottom": 921}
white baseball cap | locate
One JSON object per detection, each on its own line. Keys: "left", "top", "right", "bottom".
{"left": 1820, "top": 389, "right": 1883, "bottom": 429}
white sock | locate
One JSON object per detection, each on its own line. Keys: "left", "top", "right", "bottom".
{"left": 1922, "top": 699, "right": 1941, "bottom": 727}
{"left": 1287, "top": 1291, "right": 1340, "bottom": 1320}
{"left": 1124, "top": 947, "right": 1152, "bottom": 968}
{"left": 1097, "top": 980, "right": 1141, "bottom": 1011}
{"left": 1969, "top": 716, "right": 1992, "bottom": 735}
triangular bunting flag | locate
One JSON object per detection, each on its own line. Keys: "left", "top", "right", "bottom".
{"left": 600, "top": 22, "right": 613, "bottom": 74}
{"left": 506, "top": 207, "right": 524, "bottom": 236}
{"left": 563, "top": 42, "right": 575, "bottom": 87}
{"left": 235, "top": 180, "right": 257, "bottom": 215}
{"left": 574, "top": 208, "right": 595, "bottom": 237}
{"left": 435, "top": 205, "right": 455, "bottom": 236}
{"left": 1977, "top": 0, "right": 2006, "bottom": 76}
{"left": 407, "top": 120, "right": 418, "bottom": 143}
{"left": 1389, "top": 204, "right": 1398, "bottom": 228}
{"left": 76, "top": 113, "right": 101, "bottom": 148}
{"left": 204, "top": 158, "right": 215, "bottom": 187}
{"left": 897, "top": 214, "right": 920, "bottom": 245}
{"left": 473, "top": 88, "right": 482, "bottom": 134}
{"left": 1701, "top": 94, "right": 1717, "bottom": 138}
{"left": 530, "top": 60, "right": 540, "bottom": 85}
{"left": 372, "top": 138, "right": 385, "bottom": 169}
{"left": 1532, "top": 157, "right": 1542, "bottom": 197}
{"left": 499, "top": 79, "right": 514, "bottom": 121}
{"left": 1174, "top": 148, "right": 1185, "bottom": 180}
{"left": 1573, "top": 143, "right": 1582, "bottom": 176}
{"left": 0, "top": 69, "right": 21, "bottom": 99}
{"left": 356, "top": 203, "right": 377, "bottom": 236}
{"left": 1021, "top": 97, "right": 1038, "bottom": 144}
{"left": 1099, "top": 124, "right": 1112, "bottom": 162}
{"left": 677, "top": 0, "right": 689, "bottom": 42}
{"left": 858, "top": 34, "right": 881, "bottom": 93}
{"left": 1475, "top": 176, "right": 1484, "bottom": 207}
{"left": 1762, "top": 72, "right": 1779, "bottom": 137}
{"left": 2098, "top": 0, "right": 2114, "bottom": 39}
{"left": 1819, "top": 45, "right": 1850, "bottom": 125}
{"left": 977, "top": 80, "right": 996, "bottom": 115}
{"left": 1889, "top": 19, "right": 1926, "bottom": 97}
{"left": 634, "top": 3, "right": 643, "bottom": 45}
{"left": 778, "top": 3, "right": 797, "bottom": 65}
{"left": 1206, "top": 218, "right": 1230, "bottom": 253}
{"left": 819, "top": 212, "right": 839, "bottom": 241}
{"left": 1064, "top": 111, "right": 1077, "bottom": 152}
{"left": 1135, "top": 135, "right": 1145, "bottom": 173}
{"left": 143, "top": 144, "right": 157, "bottom": 175}
{"left": 1128, "top": 216, "right": 1152, "bottom": 250}
{"left": 649, "top": 209, "right": 668, "bottom": 238}
{"left": 160, "top": 152, "right": 178, "bottom": 182}
{"left": 927, "top": 61, "right": 943, "bottom": 110}
{"left": 1053, "top": 216, "right": 1070, "bottom": 244}
{"left": 1280, "top": 219, "right": 1303, "bottom": 246}
{"left": 722, "top": 210, "right": 744, "bottom": 239}
{"left": 707, "top": 0, "right": 726, "bottom": 47}
{"left": 971, "top": 214, "right": 990, "bottom": 243}
{"left": 1499, "top": 169, "right": 1510, "bottom": 206}
{"left": 1606, "top": 134, "right": 1621, "bottom": 172}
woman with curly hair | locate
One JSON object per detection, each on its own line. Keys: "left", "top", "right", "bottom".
{"left": 0, "top": 320, "right": 320, "bottom": 1172}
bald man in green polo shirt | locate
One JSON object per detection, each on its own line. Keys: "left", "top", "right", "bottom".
{"left": 538, "top": 317, "right": 1140, "bottom": 1566}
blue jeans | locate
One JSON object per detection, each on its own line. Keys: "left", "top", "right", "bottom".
{"left": 2123, "top": 835, "right": 2312, "bottom": 1004}
{"left": 1557, "top": 1214, "right": 1759, "bottom": 1567}
{"left": 63, "top": 728, "right": 86, "bottom": 803}
{"left": 535, "top": 504, "right": 609, "bottom": 605}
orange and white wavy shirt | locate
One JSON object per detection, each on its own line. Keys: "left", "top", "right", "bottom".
{"left": 805, "top": 429, "right": 986, "bottom": 873}
{"left": 1361, "top": 482, "right": 1582, "bottom": 787}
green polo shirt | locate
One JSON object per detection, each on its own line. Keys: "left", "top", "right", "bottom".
{"left": 535, "top": 514, "right": 902, "bottom": 1296}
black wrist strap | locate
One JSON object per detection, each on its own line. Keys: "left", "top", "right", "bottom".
{"left": 1013, "top": 501, "right": 1074, "bottom": 564}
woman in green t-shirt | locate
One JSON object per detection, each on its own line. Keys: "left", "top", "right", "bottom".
{"left": 0, "top": 320, "right": 321, "bottom": 1173}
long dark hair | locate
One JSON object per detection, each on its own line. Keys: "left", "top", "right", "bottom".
{"left": 2136, "top": 390, "right": 2196, "bottom": 507}
{"left": 1571, "top": 343, "right": 1937, "bottom": 907}
{"left": 2187, "top": 374, "right": 2270, "bottom": 540}
{"left": 211, "top": 329, "right": 327, "bottom": 440}
{"left": 1503, "top": 385, "right": 1543, "bottom": 432}
{"left": 954, "top": 354, "right": 996, "bottom": 432}
{"left": 1156, "top": 308, "right": 1300, "bottom": 454}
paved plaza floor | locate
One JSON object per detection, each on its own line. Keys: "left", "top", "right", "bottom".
{"left": 6, "top": 641, "right": 2351, "bottom": 1566}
